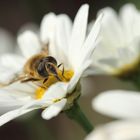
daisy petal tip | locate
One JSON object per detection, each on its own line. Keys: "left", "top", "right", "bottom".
{"left": 41, "top": 99, "right": 67, "bottom": 120}
{"left": 76, "top": 3, "right": 89, "bottom": 16}
{"left": 92, "top": 90, "right": 119, "bottom": 115}
{"left": 41, "top": 12, "right": 56, "bottom": 27}
{"left": 122, "top": 3, "right": 136, "bottom": 10}
{"left": 18, "top": 31, "right": 40, "bottom": 47}
{"left": 17, "top": 30, "right": 41, "bottom": 58}
{"left": 92, "top": 90, "right": 140, "bottom": 119}
{"left": 40, "top": 12, "right": 57, "bottom": 43}
{"left": 18, "top": 30, "right": 35, "bottom": 40}
{"left": 96, "top": 13, "right": 104, "bottom": 25}
{"left": 81, "top": 3, "right": 89, "bottom": 9}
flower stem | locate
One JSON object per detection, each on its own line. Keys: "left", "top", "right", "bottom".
{"left": 65, "top": 102, "right": 93, "bottom": 134}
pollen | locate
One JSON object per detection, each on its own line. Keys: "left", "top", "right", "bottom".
{"left": 35, "top": 70, "right": 74, "bottom": 100}
{"left": 35, "top": 87, "right": 46, "bottom": 99}
{"left": 58, "top": 70, "right": 74, "bottom": 82}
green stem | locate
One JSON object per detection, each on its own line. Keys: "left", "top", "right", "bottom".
{"left": 65, "top": 102, "right": 93, "bottom": 134}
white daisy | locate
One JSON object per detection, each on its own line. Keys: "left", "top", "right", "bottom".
{"left": 93, "top": 89, "right": 140, "bottom": 119}
{"left": 88, "top": 3, "right": 140, "bottom": 75}
{"left": 85, "top": 120, "right": 140, "bottom": 140}
{"left": 0, "top": 4, "right": 102, "bottom": 126}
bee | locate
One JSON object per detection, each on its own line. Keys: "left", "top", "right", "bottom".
{"left": 0, "top": 45, "right": 64, "bottom": 87}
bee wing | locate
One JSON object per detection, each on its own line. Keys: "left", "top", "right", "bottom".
{"left": 41, "top": 42, "right": 49, "bottom": 55}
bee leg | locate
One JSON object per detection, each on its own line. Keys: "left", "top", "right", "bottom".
{"left": 5, "top": 74, "right": 26, "bottom": 84}
{"left": 57, "top": 63, "right": 64, "bottom": 76}
{"left": 57, "top": 63, "right": 62, "bottom": 68}
{"left": 62, "top": 66, "right": 64, "bottom": 76}
{"left": 55, "top": 75, "right": 61, "bottom": 81}
{"left": 0, "top": 75, "right": 27, "bottom": 87}
{"left": 21, "top": 78, "right": 40, "bottom": 83}
{"left": 43, "top": 77, "right": 48, "bottom": 84}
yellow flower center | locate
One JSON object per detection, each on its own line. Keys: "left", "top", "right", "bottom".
{"left": 114, "top": 58, "right": 140, "bottom": 76}
{"left": 35, "top": 70, "right": 74, "bottom": 99}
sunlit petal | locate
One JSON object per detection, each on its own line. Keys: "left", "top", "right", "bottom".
{"left": 93, "top": 90, "right": 140, "bottom": 119}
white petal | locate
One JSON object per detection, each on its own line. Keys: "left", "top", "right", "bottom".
{"left": 0, "top": 54, "right": 25, "bottom": 71}
{"left": 0, "top": 54, "right": 25, "bottom": 83}
{"left": 0, "top": 89, "right": 29, "bottom": 106}
{"left": 20, "top": 83, "right": 68, "bottom": 113}
{"left": 0, "top": 89, "right": 26, "bottom": 115}
{"left": 81, "top": 14, "right": 102, "bottom": 64}
{"left": 91, "top": 5, "right": 140, "bottom": 75}
{"left": 40, "top": 13, "right": 56, "bottom": 43}
{"left": 98, "top": 7, "right": 124, "bottom": 47}
{"left": 68, "top": 14, "right": 102, "bottom": 91}
{"left": 20, "top": 99, "right": 52, "bottom": 112}
{"left": 42, "top": 82, "right": 68, "bottom": 100}
{"left": 18, "top": 23, "right": 39, "bottom": 35}
{"left": 54, "top": 14, "right": 72, "bottom": 65}
{"left": 68, "top": 60, "right": 91, "bottom": 92}
{"left": 18, "top": 31, "right": 41, "bottom": 58}
{"left": 40, "top": 13, "right": 59, "bottom": 60}
{"left": 85, "top": 120, "right": 140, "bottom": 140}
{"left": 119, "top": 4, "right": 140, "bottom": 42}
{"left": 70, "top": 4, "right": 88, "bottom": 49}
{"left": 68, "top": 4, "right": 89, "bottom": 67}
{"left": 71, "top": 14, "right": 102, "bottom": 73}
{"left": 0, "top": 83, "right": 36, "bottom": 116}
{"left": 0, "top": 83, "right": 36, "bottom": 112}
{"left": 0, "top": 28, "right": 15, "bottom": 54}
{"left": 0, "top": 92, "right": 51, "bottom": 126}
{"left": 67, "top": 13, "right": 102, "bottom": 91}
{"left": 0, "top": 108, "right": 34, "bottom": 126}
{"left": 0, "top": 69, "right": 17, "bottom": 83}
{"left": 93, "top": 90, "right": 140, "bottom": 119}
{"left": 4, "top": 82, "right": 37, "bottom": 99}
{"left": 41, "top": 98, "right": 67, "bottom": 120}
{"left": 56, "top": 14, "right": 72, "bottom": 48}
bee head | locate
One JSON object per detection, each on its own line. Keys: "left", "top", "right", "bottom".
{"left": 37, "top": 56, "right": 60, "bottom": 80}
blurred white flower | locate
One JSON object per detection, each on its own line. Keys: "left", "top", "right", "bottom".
{"left": 0, "top": 4, "right": 102, "bottom": 126}
{"left": 0, "top": 28, "right": 15, "bottom": 54}
{"left": 88, "top": 3, "right": 140, "bottom": 75}
{"left": 85, "top": 120, "right": 140, "bottom": 140}
{"left": 93, "top": 90, "right": 140, "bottom": 119}
{"left": 0, "top": 28, "right": 21, "bottom": 84}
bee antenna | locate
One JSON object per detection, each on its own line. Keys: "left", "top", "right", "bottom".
{"left": 57, "top": 63, "right": 64, "bottom": 76}
{"left": 43, "top": 77, "right": 48, "bottom": 84}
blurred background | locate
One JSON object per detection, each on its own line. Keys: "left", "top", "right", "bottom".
{"left": 0, "top": 0, "right": 139, "bottom": 140}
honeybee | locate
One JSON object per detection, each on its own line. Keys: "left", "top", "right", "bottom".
{"left": 1, "top": 45, "right": 64, "bottom": 87}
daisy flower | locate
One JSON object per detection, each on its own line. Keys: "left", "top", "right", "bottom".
{"left": 0, "top": 4, "right": 102, "bottom": 126}
{"left": 89, "top": 3, "right": 140, "bottom": 76}
{"left": 93, "top": 89, "right": 140, "bottom": 119}
{"left": 85, "top": 120, "right": 140, "bottom": 140}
